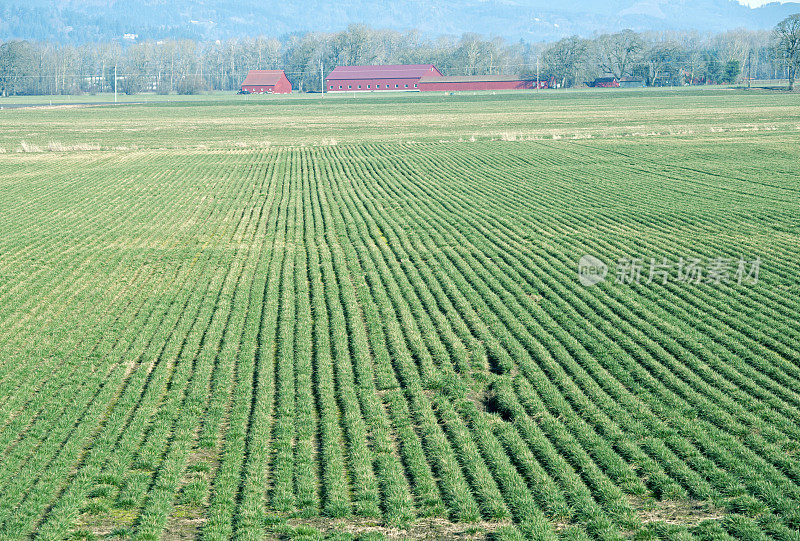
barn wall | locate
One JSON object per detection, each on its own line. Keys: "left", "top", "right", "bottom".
{"left": 243, "top": 85, "right": 274, "bottom": 93}
{"left": 326, "top": 78, "right": 422, "bottom": 91}
{"left": 272, "top": 76, "right": 292, "bottom": 94}
{"left": 418, "top": 80, "right": 546, "bottom": 92}
{"left": 242, "top": 81, "right": 292, "bottom": 94}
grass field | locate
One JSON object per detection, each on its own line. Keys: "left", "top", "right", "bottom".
{"left": 0, "top": 88, "right": 799, "bottom": 540}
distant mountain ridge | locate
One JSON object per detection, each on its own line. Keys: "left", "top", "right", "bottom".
{"left": 1, "top": 0, "right": 799, "bottom": 42}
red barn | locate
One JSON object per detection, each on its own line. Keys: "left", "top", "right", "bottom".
{"left": 418, "top": 75, "right": 552, "bottom": 92}
{"left": 241, "top": 70, "right": 292, "bottom": 94}
{"left": 326, "top": 64, "right": 442, "bottom": 92}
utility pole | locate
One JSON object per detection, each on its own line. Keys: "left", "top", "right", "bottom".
{"left": 114, "top": 64, "right": 117, "bottom": 103}
{"left": 320, "top": 62, "right": 324, "bottom": 97}
{"left": 536, "top": 55, "right": 540, "bottom": 90}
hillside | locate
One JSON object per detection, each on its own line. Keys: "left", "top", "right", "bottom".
{"left": 1, "top": 0, "right": 799, "bottom": 42}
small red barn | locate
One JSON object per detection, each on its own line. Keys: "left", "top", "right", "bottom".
{"left": 418, "top": 75, "right": 552, "bottom": 92}
{"left": 241, "top": 70, "right": 292, "bottom": 94}
{"left": 326, "top": 64, "right": 442, "bottom": 92}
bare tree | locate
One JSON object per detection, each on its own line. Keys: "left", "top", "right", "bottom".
{"left": 283, "top": 32, "right": 331, "bottom": 92}
{"left": 120, "top": 42, "right": 153, "bottom": 94}
{"left": 543, "top": 36, "right": 589, "bottom": 88}
{"left": 774, "top": 14, "right": 800, "bottom": 90}
{"left": 642, "top": 39, "right": 680, "bottom": 86}
{"left": 0, "top": 41, "right": 36, "bottom": 96}
{"left": 682, "top": 33, "right": 704, "bottom": 85}
{"left": 453, "top": 33, "right": 484, "bottom": 75}
{"left": 330, "top": 24, "right": 379, "bottom": 67}
{"left": 596, "top": 30, "right": 643, "bottom": 79}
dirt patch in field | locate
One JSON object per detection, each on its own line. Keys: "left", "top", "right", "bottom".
{"left": 163, "top": 506, "right": 206, "bottom": 540}
{"left": 286, "top": 517, "right": 513, "bottom": 540}
{"left": 628, "top": 496, "right": 725, "bottom": 526}
{"left": 72, "top": 507, "right": 137, "bottom": 538}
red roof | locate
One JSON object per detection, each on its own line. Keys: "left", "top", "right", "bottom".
{"left": 327, "top": 64, "right": 441, "bottom": 80}
{"left": 241, "top": 70, "right": 287, "bottom": 87}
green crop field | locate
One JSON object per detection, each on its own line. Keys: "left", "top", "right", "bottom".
{"left": 0, "top": 89, "right": 799, "bottom": 541}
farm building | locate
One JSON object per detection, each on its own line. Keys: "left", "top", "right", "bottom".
{"left": 620, "top": 77, "right": 646, "bottom": 88}
{"left": 326, "top": 64, "right": 442, "bottom": 91}
{"left": 418, "top": 75, "right": 553, "bottom": 92}
{"left": 590, "top": 77, "right": 620, "bottom": 88}
{"left": 240, "top": 70, "right": 292, "bottom": 94}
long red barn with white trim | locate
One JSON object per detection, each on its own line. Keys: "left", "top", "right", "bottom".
{"left": 326, "top": 64, "right": 442, "bottom": 92}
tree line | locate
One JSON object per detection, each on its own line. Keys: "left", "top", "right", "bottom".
{"left": 1, "top": 17, "right": 798, "bottom": 97}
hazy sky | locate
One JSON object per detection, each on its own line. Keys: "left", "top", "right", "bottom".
{"left": 737, "top": 0, "right": 790, "bottom": 6}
